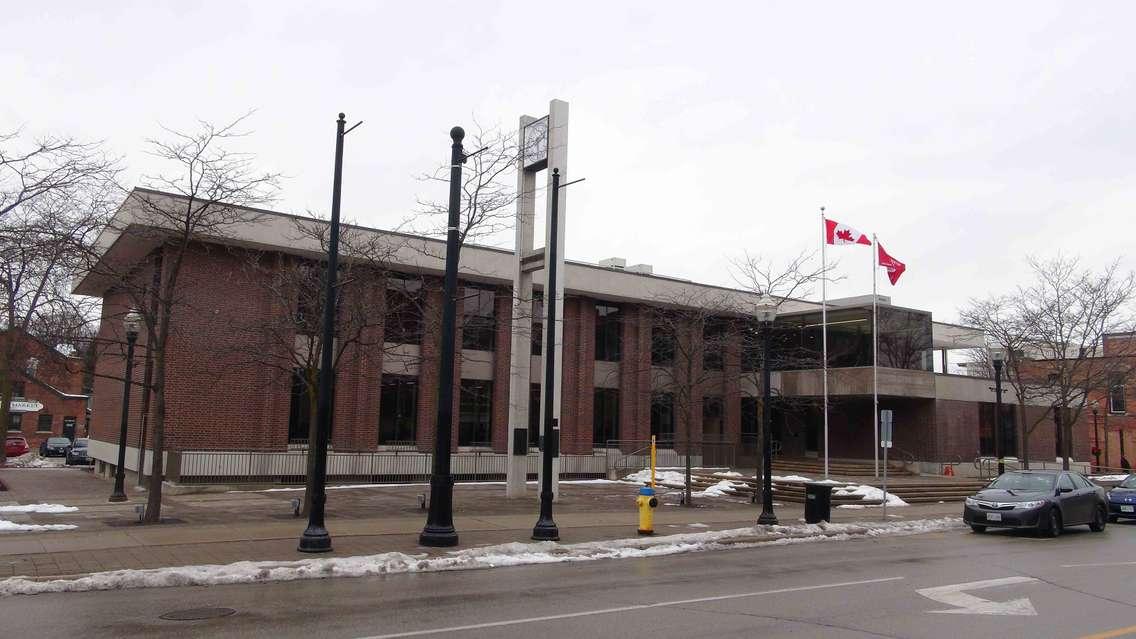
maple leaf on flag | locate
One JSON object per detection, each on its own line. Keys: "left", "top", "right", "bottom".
{"left": 836, "top": 229, "right": 854, "bottom": 242}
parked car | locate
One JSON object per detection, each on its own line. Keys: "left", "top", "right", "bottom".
{"left": 5, "top": 435, "right": 30, "bottom": 458}
{"left": 963, "top": 470, "right": 1108, "bottom": 537}
{"left": 65, "top": 438, "right": 93, "bottom": 466}
{"left": 1106, "top": 474, "right": 1136, "bottom": 523}
{"left": 39, "top": 437, "right": 72, "bottom": 457}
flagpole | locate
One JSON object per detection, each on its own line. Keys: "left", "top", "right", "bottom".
{"left": 820, "top": 207, "right": 829, "bottom": 480}
{"left": 872, "top": 234, "right": 879, "bottom": 479}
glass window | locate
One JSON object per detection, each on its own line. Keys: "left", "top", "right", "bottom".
{"left": 462, "top": 286, "right": 496, "bottom": 351}
{"left": 1057, "top": 474, "right": 1076, "bottom": 492}
{"left": 1070, "top": 473, "right": 1091, "bottom": 490}
{"left": 703, "top": 319, "right": 727, "bottom": 371}
{"left": 7, "top": 413, "right": 21, "bottom": 432}
{"left": 379, "top": 375, "right": 417, "bottom": 445}
{"left": 651, "top": 322, "right": 675, "bottom": 366}
{"left": 36, "top": 414, "right": 53, "bottom": 432}
{"left": 593, "top": 388, "right": 620, "bottom": 446}
{"left": 595, "top": 304, "right": 622, "bottom": 362}
{"left": 740, "top": 397, "right": 759, "bottom": 438}
{"left": 385, "top": 275, "right": 424, "bottom": 345}
{"left": 651, "top": 392, "right": 675, "bottom": 444}
{"left": 287, "top": 368, "right": 333, "bottom": 443}
{"left": 1110, "top": 374, "right": 1127, "bottom": 413}
{"left": 989, "top": 472, "right": 1056, "bottom": 491}
{"left": 531, "top": 293, "right": 543, "bottom": 357}
{"left": 12, "top": 381, "right": 25, "bottom": 398}
{"left": 528, "top": 383, "right": 542, "bottom": 445}
{"left": 702, "top": 396, "right": 724, "bottom": 436}
{"left": 459, "top": 380, "right": 493, "bottom": 446}
{"left": 740, "top": 322, "right": 762, "bottom": 373}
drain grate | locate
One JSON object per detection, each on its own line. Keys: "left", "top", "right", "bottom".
{"left": 159, "top": 607, "right": 236, "bottom": 621}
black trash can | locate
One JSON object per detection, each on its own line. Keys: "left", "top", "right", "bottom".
{"left": 804, "top": 482, "right": 833, "bottom": 523}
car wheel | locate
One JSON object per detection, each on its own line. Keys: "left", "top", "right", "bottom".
{"left": 1043, "top": 509, "right": 1062, "bottom": 538}
{"left": 1090, "top": 506, "right": 1107, "bottom": 532}
{"left": 971, "top": 525, "right": 986, "bottom": 533}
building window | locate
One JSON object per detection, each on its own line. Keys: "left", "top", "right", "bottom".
{"left": 595, "top": 304, "right": 622, "bottom": 362}
{"left": 1110, "top": 374, "right": 1127, "bottom": 413}
{"left": 63, "top": 416, "right": 77, "bottom": 438}
{"left": 651, "top": 322, "right": 675, "bottom": 366}
{"left": 288, "top": 369, "right": 334, "bottom": 444}
{"left": 528, "top": 383, "right": 542, "bottom": 445}
{"left": 459, "top": 379, "right": 493, "bottom": 446}
{"left": 36, "top": 414, "right": 53, "bottom": 432}
{"left": 741, "top": 324, "right": 762, "bottom": 373}
{"left": 593, "top": 388, "right": 620, "bottom": 446}
{"left": 740, "top": 397, "right": 759, "bottom": 438}
{"left": 703, "top": 318, "right": 727, "bottom": 371}
{"left": 12, "top": 381, "right": 25, "bottom": 398}
{"left": 702, "top": 396, "right": 724, "bottom": 437}
{"left": 385, "top": 275, "right": 423, "bottom": 345}
{"left": 462, "top": 286, "right": 496, "bottom": 351}
{"left": 379, "top": 375, "right": 417, "bottom": 445}
{"left": 531, "top": 293, "right": 543, "bottom": 357}
{"left": 651, "top": 392, "right": 675, "bottom": 444}
{"left": 7, "top": 413, "right": 22, "bottom": 432}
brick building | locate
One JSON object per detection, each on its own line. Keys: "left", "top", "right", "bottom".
{"left": 3, "top": 329, "right": 90, "bottom": 449}
{"left": 1079, "top": 333, "right": 1135, "bottom": 471}
{"left": 75, "top": 189, "right": 1084, "bottom": 484}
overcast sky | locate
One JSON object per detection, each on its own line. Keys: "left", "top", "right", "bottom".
{"left": 5, "top": 1, "right": 1135, "bottom": 326}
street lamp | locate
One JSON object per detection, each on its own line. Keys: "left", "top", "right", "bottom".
{"left": 755, "top": 295, "right": 778, "bottom": 526}
{"left": 109, "top": 309, "right": 142, "bottom": 503}
{"left": 1091, "top": 400, "right": 1100, "bottom": 471}
{"left": 990, "top": 347, "right": 1006, "bottom": 476}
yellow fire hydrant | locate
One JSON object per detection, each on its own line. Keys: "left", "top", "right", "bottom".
{"left": 637, "top": 435, "right": 659, "bottom": 535}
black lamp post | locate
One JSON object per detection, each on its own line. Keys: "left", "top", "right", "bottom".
{"left": 756, "top": 295, "right": 778, "bottom": 526}
{"left": 990, "top": 347, "right": 1006, "bottom": 476}
{"left": 299, "top": 112, "right": 360, "bottom": 553}
{"left": 1091, "top": 400, "right": 1100, "bottom": 471}
{"left": 109, "top": 309, "right": 141, "bottom": 503}
{"left": 419, "top": 126, "right": 467, "bottom": 548}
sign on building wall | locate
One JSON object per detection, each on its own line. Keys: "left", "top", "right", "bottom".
{"left": 9, "top": 399, "right": 44, "bottom": 413}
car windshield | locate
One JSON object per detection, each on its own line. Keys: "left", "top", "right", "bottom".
{"left": 73, "top": 439, "right": 88, "bottom": 447}
{"left": 47, "top": 438, "right": 70, "bottom": 445}
{"left": 1119, "top": 476, "right": 1136, "bottom": 489}
{"left": 989, "top": 473, "right": 1056, "bottom": 492}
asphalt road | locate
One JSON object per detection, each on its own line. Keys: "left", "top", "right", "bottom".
{"left": 4, "top": 520, "right": 1136, "bottom": 639}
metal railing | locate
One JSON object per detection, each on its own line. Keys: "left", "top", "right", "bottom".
{"left": 601, "top": 437, "right": 739, "bottom": 478}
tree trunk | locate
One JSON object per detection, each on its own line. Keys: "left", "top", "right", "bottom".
{"left": 1018, "top": 400, "right": 1029, "bottom": 470}
{"left": 0, "top": 350, "right": 12, "bottom": 465}
{"left": 301, "top": 368, "right": 319, "bottom": 516}
{"left": 1062, "top": 408, "right": 1074, "bottom": 471}
{"left": 143, "top": 343, "right": 167, "bottom": 523}
{"left": 1056, "top": 408, "right": 1068, "bottom": 471}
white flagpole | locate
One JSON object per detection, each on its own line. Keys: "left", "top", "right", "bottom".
{"left": 821, "top": 207, "right": 829, "bottom": 479}
{"left": 872, "top": 234, "right": 879, "bottom": 479}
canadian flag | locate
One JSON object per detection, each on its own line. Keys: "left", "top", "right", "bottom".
{"left": 824, "top": 219, "right": 871, "bottom": 246}
{"left": 877, "top": 242, "right": 906, "bottom": 285}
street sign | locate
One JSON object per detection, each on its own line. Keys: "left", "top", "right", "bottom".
{"left": 880, "top": 409, "right": 893, "bottom": 447}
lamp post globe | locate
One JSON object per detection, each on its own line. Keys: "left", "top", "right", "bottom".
{"left": 755, "top": 295, "right": 778, "bottom": 526}
{"left": 109, "top": 309, "right": 142, "bottom": 503}
{"left": 990, "top": 347, "right": 1006, "bottom": 476}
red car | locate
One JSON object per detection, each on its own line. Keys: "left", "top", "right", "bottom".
{"left": 5, "top": 435, "right": 30, "bottom": 458}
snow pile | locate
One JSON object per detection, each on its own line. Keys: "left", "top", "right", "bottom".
{"left": 0, "top": 504, "right": 78, "bottom": 514}
{"left": 693, "top": 479, "right": 749, "bottom": 498}
{"left": 0, "top": 517, "right": 964, "bottom": 596}
{"left": 623, "top": 469, "right": 689, "bottom": 485}
{"left": 3, "top": 454, "right": 51, "bottom": 469}
{"left": 0, "top": 520, "right": 77, "bottom": 533}
{"left": 771, "top": 475, "right": 815, "bottom": 483}
{"left": 833, "top": 484, "right": 908, "bottom": 507}
{"left": 1090, "top": 475, "right": 1131, "bottom": 482}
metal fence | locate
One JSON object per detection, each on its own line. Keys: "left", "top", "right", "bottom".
{"left": 601, "top": 437, "right": 744, "bottom": 478}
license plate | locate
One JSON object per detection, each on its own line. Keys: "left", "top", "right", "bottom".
{"left": 1122, "top": 506, "right": 1134, "bottom": 513}
{"left": 986, "top": 512, "right": 1003, "bottom": 522}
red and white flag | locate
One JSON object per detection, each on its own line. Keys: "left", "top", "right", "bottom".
{"left": 877, "top": 242, "right": 906, "bottom": 285}
{"left": 824, "top": 219, "right": 871, "bottom": 246}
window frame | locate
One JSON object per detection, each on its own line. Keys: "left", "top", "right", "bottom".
{"left": 592, "top": 388, "right": 621, "bottom": 447}
{"left": 385, "top": 275, "right": 424, "bottom": 345}
{"left": 1109, "top": 374, "right": 1127, "bottom": 414}
{"left": 378, "top": 375, "right": 418, "bottom": 445}
{"left": 595, "top": 303, "right": 622, "bottom": 362}
{"left": 36, "top": 414, "right": 53, "bottom": 433}
{"left": 650, "top": 392, "right": 675, "bottom": 445}
{"left": 458, "top": 379, "right": 493, "bottom": 447}
{"left": 461, "top": 285, "right": 497, "bottom": 352}
{"left": 651, "top": 322, "right": 675, "bottom": 367}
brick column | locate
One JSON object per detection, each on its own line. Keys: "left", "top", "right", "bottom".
{"left": 416, "top": 286, "right": 443, "bottom": 453}
{"left": 491, "top": 288, "right": 513, "bottom": 454}
{"left": 724, "top": 328, "right": 741, "bottom": 446}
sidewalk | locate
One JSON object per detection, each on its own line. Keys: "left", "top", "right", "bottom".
{"left": 0, "top": 467, "right": 963, "bottom": 580}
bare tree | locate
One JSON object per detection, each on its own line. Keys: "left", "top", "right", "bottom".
{"left": 0, "top": 130, "right": 118, "bottom": 219}
{"left": 91, "top": 113, "right": 280, "bottom": 521}
{"left": 0, "top": 157, "right": 116, "bottom": 464}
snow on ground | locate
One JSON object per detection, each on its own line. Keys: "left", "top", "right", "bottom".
{"left": 0, "top": 520, "right": 77, "bottom": 533}
{"left": 833, "top": 484, "right": 908, "bottom": 507}
{"left": 771, "top": 475, "right": 814, "bottom": 483}
{"left": 623, "top": 469, "right": 689, "bottom": 485}
{"left": 0, "top": 517, "right": 964, "bottom": 596}
{"left": 3, "top": 454, "right": 53, "bottom": 468}
{"left": 0, "top": 504, "right": 78, "bottom": 514}
{"left": 229, "top": 479, "right": 630, "bottom": 494}
{"left": 1091, "top": 475, "right": 1131, "bottom": 482}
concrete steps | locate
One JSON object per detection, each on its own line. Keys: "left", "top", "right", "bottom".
{"left": 771, "top": 458, "right": 916, "bottom": 477}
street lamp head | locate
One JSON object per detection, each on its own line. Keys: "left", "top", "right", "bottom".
{"left": 123, "top": 309, "right": 142, "bottom": 338}
{"left": 755, "top": 295, "right": 778, "bottom": 324}
{"left": 1092, "top": 399, "right": 1099, "bottom": 414}
{"left": 989, "top": 347, "right": 1007, "bottom": 364}
{"left": 25, "top": 357, "right": 39, "bottom": 376}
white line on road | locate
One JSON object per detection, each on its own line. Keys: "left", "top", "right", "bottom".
{"left": 1061, "top": 561, "right": 1136, "bottom": 569}
{"left": 917, "top": 576, "right": 1037, "bottom": 616}
{"left": 357, "top": 576, "right": 906, "bottom": 639}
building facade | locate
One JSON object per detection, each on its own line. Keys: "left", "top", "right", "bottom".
{"left": 3, "top": 330, "right": 90, "bottom": 449}
{"left": 76, "top": 189, "right": 1086, "bottom": 484}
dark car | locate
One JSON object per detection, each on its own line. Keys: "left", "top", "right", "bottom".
{"left": 1106, "top": 474, "right": 1136, "bottom": 522}
{"left": 39, "top": 437, "right": 71, "bottom": 457}
{"left": 963, "top": 470, "right": 1108, "bottom": 537}
{"left": 65, "top": 438, "right": 93, "bottom": 466}
{"left": 5, "top": 435, "right": 30, "bottom": 458}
